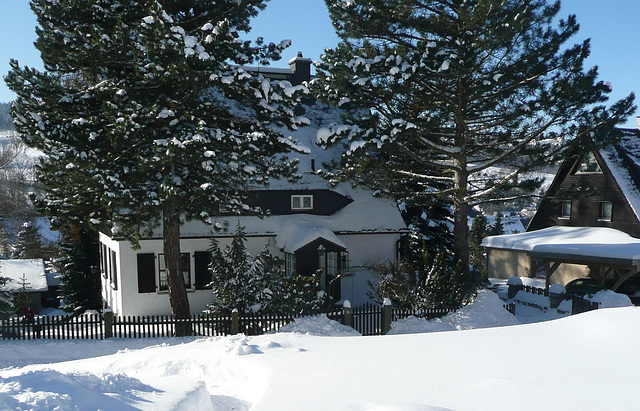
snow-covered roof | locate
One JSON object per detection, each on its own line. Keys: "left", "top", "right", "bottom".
{"left": 176, "top": 185, "right": 406, "bottom": 240}
{"left": 146, "top": 102, "right": 407, "bottom": 242}
{"left": 599, "top": 128, "right": 640, "bottom": 222}
{"left": 0, "top": 259, "right": 48, "bottom": 292}
{"left": 482, "top": 226, "right": 640, "bottom": 262}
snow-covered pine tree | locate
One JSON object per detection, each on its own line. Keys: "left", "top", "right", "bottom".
{"left": 208, "top": 223, "right": 256, "bottom": 314}
{"left": 469, "top": 212, "right": 488, "bottom": 273}
{"left": 57, "top": 227, "right": 102, "bottom": 312}
{"left": 490, "top": 212, "right": 505, "bottom": 236}
{"left": 11, "top": 221, "right": 43, "bottom": 259}
{"left": 314, "top": 0, "right": 635, "bottom": 271}
{"left": 7, "top": 1, "right": 308, "bottom": 334}
{"left": 0, "top": 276, "right": 13, "bottom": 320}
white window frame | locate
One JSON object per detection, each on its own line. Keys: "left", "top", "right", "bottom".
{"left": 291, "top": 194, "right": 313, "bottom": 210}
{"left": 574, "top": 152, "right": 602, "bottom": 174}
{"left": 158, "top": 253, "right": 192, "bottom": 292}
{"left": 285, "top": 252, "right": 297, "bottom": 276}
{"left": 598, "top": 201, "right": 613, "bottom": 222}
{"left": 559, "top": 200, "right": 572, "bottom": 219}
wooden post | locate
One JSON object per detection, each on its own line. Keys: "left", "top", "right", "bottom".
{"left": 104, "top": 309, "right": 113, "bottom": 339}
{"left": 231, "top": 309, "right": 239, "bottom": 335}
{"left": 343, "top": 300, "right": 353, "bottom": 329}
{"left": 381, "top": 298, "right": 392, "bottom": 335}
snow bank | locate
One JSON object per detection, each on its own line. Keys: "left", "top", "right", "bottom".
{"left": 587, "top": 290, "right": 633, "bottom": 308}
{"left": 277, "top": 314, "right": 361, "bottom": 336}
{"left": 388, "top": 289, "right": 519, "bottom": 334}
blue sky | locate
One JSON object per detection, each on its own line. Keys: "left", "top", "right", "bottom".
{"left": 1, "top": 0, "right": 638, "bottom": 127}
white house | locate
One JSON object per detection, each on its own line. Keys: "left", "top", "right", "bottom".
{"left": 99, "top": 56, "right": 408, "bottom": 316}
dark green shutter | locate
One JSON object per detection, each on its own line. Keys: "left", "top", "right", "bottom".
{"left": 194, "top": 251, "right": 212, "bottom": 290}
{"left": 137, "top": 253, "right": 156, "bottom": 293}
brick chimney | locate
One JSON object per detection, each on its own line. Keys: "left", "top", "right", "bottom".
{"left": 288, "top": 51, "right": 312, "bottom": 85}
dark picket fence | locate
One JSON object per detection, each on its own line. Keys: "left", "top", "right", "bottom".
{"left": 0, "top": 314, "right": 103, "bottom": 340}
{"left": 0, "top": 300, "right": 505, "bottom": 340}
{"left": 111, "top": 314, "right": 232, "bottom": 338}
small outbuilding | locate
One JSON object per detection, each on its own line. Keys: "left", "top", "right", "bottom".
{"left": 482, "top": 226, "right": 640, "bottom": 290}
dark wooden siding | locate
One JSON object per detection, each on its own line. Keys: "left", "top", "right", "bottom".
{"left": 528, "top": 152, "right": 640, "bottom": 237}
{"left": 247, "top": 189, "right": 353, "bottom": 216}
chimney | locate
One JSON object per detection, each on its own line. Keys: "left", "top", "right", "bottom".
{"left": 637, "top": 116, "right": 640, "bottom": 130}
{"left": 288, "top": 51, "right": 312, "bottom": 85}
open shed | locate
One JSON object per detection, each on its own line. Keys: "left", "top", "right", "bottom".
{"left": 482, "top": 226, "right": 640, "bottom": 289}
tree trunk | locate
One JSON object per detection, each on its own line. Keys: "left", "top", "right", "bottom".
{"left": 163, "top": 206, "right": 192, "bottom": 336}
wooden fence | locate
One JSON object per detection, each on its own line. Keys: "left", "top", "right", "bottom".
{"left": 0, "top": 300, "right": 502, "bottom": 340}
{"left": 508, "top": 283, "right": 599, "bottom": 315}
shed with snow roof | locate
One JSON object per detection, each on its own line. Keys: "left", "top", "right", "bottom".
{"left": 0, "top": 259, "right": 51, "bottom": 311}
{"left": 484, "top": 128, "right": 640, "bottom": 294}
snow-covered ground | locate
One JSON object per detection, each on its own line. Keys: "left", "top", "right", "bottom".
{"left": 2, "top": 289, "right": 639, "bottom": 410}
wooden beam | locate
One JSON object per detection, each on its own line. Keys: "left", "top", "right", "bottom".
{"left": 612, "top": 270, "right": 640, "bottom": 292}
{"left": 545, "top": 261, "right": 562, "bottom": 290}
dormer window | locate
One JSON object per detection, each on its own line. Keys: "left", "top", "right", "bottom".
{"left": 574, "top": 152, "right": 602, "bottom": 174}
{"left": 291, "top": 194, "right": 313, "bottom": 210}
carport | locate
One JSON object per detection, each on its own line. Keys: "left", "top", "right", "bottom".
{"left": 529, "top": 243, "right": 640, "bottom": 291}
{"left": 482, "top": 226, "right": 640, "bottom": 291}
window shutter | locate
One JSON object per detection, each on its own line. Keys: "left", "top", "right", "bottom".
{"left": 194, "top": 251, "right": 212, "bottom": 290}
{"left": 137, "top": 253, "right": 156, "bottom": 293}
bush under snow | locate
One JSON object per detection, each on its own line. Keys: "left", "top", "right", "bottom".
{"left": 277, "top": 314, "right": 361, "bottom": 336}
{"left": 388, "top": 289, "right": 519, "bottom": 334}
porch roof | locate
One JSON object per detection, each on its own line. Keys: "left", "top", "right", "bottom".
{"left": 482, "top": 226, "right": 640, "bottom": 268}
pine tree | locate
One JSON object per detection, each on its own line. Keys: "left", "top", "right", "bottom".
{"left": 0, "top": 276, "right": 13, "bottom": 320}
{"left": 13, "top": 274, "right": 32, "bottom": 316}
{"left": 208, "top": 223, "right": 329, "bottom": 315}
{"left": 11, "top": 221, "right": 43, "bottom": 259}
{"left": 7, "top": 1, "right": 307, "bottom": 334}
{"left": 57, "top": 227, "right": 102, "bottom": 312}
{"left": 314, "top": 0, "right": 635, "bottom": 271}
{"left": 490, "top": 212, "right": 505, "bottom": 236}
{"left": 469, "top": 212, "right": 488, "bottom": 273}
{"left": 208, "top": 223, "right": 256, "bottom": 314}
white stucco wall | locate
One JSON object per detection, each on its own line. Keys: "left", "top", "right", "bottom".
{"left": 339, "top": 232, "right": 400, "bottom": 307}
{"left": 101, "top": 230, "right": 401, "bottom": 316}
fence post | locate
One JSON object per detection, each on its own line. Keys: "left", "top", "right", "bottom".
{"left": 104, "top": 309, "right": 113, "bottom": 339}
{"left": 231, "top": 309, "right": 239, "bottom": 335}
{"left": 381, "top": 298, "right": 392, "bottom": 335}
{"left": 343, "top": 300, "right": 353, "bottom": 329}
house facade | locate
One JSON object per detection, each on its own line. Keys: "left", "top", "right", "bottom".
{"left": 99, "top": 55, "right": 407, "bottom": 316}
{"left": 484, "top": 127, "right": 640, "bottom": 290}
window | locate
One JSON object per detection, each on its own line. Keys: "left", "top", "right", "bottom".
{"left": 158, "top": 253, "right": 192, "bottom": 291}
{"left": 291, "top": 194, "right": 313, "bottom": 210}
{"left": 574, "top": 152, "right": 602, "bottom": 174}
{"left": 559, "top": 201, "right": 572, "bottom": 219}
{"left": 100, "top": 244, "right": 107, "bottom": 278}
{"left": 110, "top": 249, "right": 118, "bottom": 290}
{"left": 599, "top": 201, "right": 612, "bottom": 221}
{"left": 285, "top": 253, "right": 297, "bottom": 276}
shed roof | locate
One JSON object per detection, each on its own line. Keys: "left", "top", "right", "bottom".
{"left": 0, "top": 259, "right": 48, "bottom": 292}
{"left": 482, "top": 226, "right": 640, "bottom": 261}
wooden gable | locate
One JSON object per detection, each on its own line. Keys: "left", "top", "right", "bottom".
{"left": 528, "top": 146, "right": 640, "bottom": 237}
